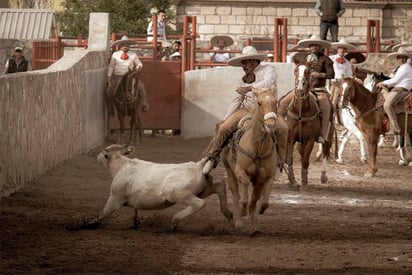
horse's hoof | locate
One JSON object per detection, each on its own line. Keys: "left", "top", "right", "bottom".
{"left": 336, "top": 158, "right": 343, "bottom": 164}
{"left": 320, "top": 174, "right": 328, "bottom": 184}
{"left": 409, "top": 161, "right": 412, "bottom": 167}
{"left": 399, "top": 159, "right": 409, "bottom": 166}
{"left": 234, "top": 220, "right": 244, "bottom": 229}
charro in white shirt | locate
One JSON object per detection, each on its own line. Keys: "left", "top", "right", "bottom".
{"left": 108, "top": 50, "right": 142, "bottom": 78}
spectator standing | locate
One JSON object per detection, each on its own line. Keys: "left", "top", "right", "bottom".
{"left": 315, "top": 0, "right": 345, "bottom": 42}
{"left": 3, "top": 46, "right": 31, "bottom": 74}
{"left": 265, "top": 53, "right": 274, "bottom": 62}
{"left": 209, "top": 35, "right": 234, "bottom": 63}
{"left": 147, "top": 10, "right": 167, "bottom": 42}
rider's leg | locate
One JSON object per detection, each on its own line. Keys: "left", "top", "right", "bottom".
{"left": 317, "top": 93, "right": 332, "bottom": 144}
{"left": 383, "top": 89, "right": 401, "bottom": 147}
{"left": 203, "top": 109, "right": 249, "bottom": 174}
{"left": 274, "top": 116, "right": 289, "bottom": 166}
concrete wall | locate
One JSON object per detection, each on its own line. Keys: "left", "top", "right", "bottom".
{"left": 181, "top": 62, "right": 295, "bottom": 138}
{"left": 0, "top": 13, "right": 109, "bottom": 198}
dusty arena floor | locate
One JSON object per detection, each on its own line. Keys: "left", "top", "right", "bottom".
{"left": 1, "top": 133, "right": 412, "bottom": 274}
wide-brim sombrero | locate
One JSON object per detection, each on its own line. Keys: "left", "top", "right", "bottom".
{"left": 112, "top": 36, "right": 138, "bottom": 47}
{"left": 392, "top": 42, "right": 412, "bottom": 51}
{"left": 227, "top": 46, "right": 267, "bottom": 67}
{"left": 298, "top": 34, "right": 331, "bottom": 48}
{"left": 210, "top": 35, "right": 234, "bottom": 47}
{"left": 331, "top": 38, "right": 357, "bottom": 51}
{"left": 345, "top": 52, "right": 366, "bottom": 64}
{"left": 386, "top": 48, "right": 412, "bottom": 60}
{"left": 289, "top": 52, "right": 307, "bottom": 64}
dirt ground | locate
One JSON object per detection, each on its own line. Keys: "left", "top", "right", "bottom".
{"left": 1, "top": 132, "right": 412, "bottom": 274}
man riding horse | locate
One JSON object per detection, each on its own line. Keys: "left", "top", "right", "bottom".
{"left": 202, "top": 46, "right": 289, "bottom": 175}
{"left": 278, "top": 35, "right": 335, "bottom": 145}
{"left": 106, "top": 36, "right": 144, "bottom": 117}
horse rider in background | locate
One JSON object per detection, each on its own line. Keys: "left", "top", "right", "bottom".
{"left": 376, "top": 48, "right": 412, "bottom": 148}
{"left": 203, "top": 46, "right": 289, "bottom": 174}
{"left": 278, "top": 35, "right": 335, "bottom": 144}
{"left": 106, "top": 36, "right": 144, "bottom": 117}
{"left": 329, "top": 38, "right": 357, "bottom": 112}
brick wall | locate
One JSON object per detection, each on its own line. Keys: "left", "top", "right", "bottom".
{"left": 175, "top": 0, "right": 412, "bottom": 48}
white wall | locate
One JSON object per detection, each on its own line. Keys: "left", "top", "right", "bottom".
{"left": 181, "top": 62, "right": 295, "bottom": 138}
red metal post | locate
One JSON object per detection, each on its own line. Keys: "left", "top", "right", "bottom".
{"left": 152, "top": 15, "right": 158, "bottom": 59}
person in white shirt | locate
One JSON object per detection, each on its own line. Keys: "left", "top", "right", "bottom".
{"left": 106, "top": 36, "right": 143, "bottom": 116}
{"left": 376, "top": 48, "right": 412, "bottom": 147}
{"left": 147, "top": 10, "right": 167, "bottom": 42}
{"left": 209, "top": 35, "right": 233, "bottom": 63}
{"left": 203, "top": 46, "right": 289, "bottom": 174}
{"left": 329, "top": 38, "right": 357, "bottom": 111}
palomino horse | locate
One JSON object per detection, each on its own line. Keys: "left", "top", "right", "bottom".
{"left": 113, "top": 68, "right": 149, "bottom": 144}
{"left": 221, "top": 86, "right": 278, "bottom": 234}
{"left": 280, "top": 64, "right": 333, "bottom": 186}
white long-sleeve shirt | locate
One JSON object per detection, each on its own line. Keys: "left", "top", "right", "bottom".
{"left": 330, "top": 54, "right": 353, "bottom": 79}
{"left": 107, "top": 50, "right": 142, "bottom": 77}
{"left": 147, "top": 20, "right": 167, "bottom": 42}
{"left": 383, "top": 62, "right": 412, "bottom": 90}
{"left": 224, "top": 63, "right": 277, "bottom": 119}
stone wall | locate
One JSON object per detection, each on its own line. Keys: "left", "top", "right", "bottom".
{"left": 176, "top": 0, "right": 412, "bottom": 48}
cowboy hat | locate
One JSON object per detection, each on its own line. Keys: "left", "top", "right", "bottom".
{"left": 289, "top": 52, "right": 307, "bottom": 64}
{"left": 391, "top": 42, "right": 412, "bottom": 51}
{"left": 112, "top": 35, "right": 137, "bottom": 47}
{"left": 298, "top": 34, "right": 331, "bottom": 48}
{"left": 170, "top": 52, "right": 181, "bottom": 58}
{"left": 227, "top": 46, "right": 267, "bottom": 67}
{"left": 266, "top": 53, "right": 274, "bottom": 58}
{"left": 386, "top": 47, "right": 412, "bottom": 60}
{"left": 331, "top": 38, "right": 357, "bottom": 51}
{"left": 14, "top": 46, "right": 23, "bottom": 52}
{"left": 210, "top": 35, "right": 234, "bottom": 47}
{"left": 345, "top": 52, "right": 366, "bottom": 64}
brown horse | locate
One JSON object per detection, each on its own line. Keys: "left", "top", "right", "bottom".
{"left": 279, "top": 64, "right": 333, "bottom": 186}
{"left": 341, "top": 77, "right": 412, "bottom": 173}
{"left": 221, "top": 86, "right": 278, "bottom": 234}
{"left": 113, "top": 68, "right": 149, "bottom": 144}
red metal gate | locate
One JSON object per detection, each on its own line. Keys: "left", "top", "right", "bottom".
{"left": 32, "top": 39, "right": 64, "bottom": 70}
{"left": 108, "top": 60, "right": 182, "bottom": 131}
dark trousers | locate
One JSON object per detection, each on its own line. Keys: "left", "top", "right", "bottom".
{"left": 320, "top": 21, "right": 338, "bottom": 42}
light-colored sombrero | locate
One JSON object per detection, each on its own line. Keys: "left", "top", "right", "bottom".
{"left": 227, "top": 46, "right": 267, "bottom": 67}
{"left": 345, "top": 52, "right": 366, "bottom": 64}
{"left": 298, "top": 34, "right": 331, "bottom": 48}
{"left": 210, "top": 35, "right": 234, "bottom": 47}
{"left": 331, "top": 38, "right": 356, "bottom": 51}
{"left": 386, "top": 47, "right": 412, "bottom": 60}
{"left": 290, "top": 52, "right": 307, "bottom": 64}
{"left": 170, "top": 52, "right": 181, "bottom": 58}
{"left": 392, "top": 42, "right": 412, "bottom": 51}
{"left": 112, "top": 35, "right": 137, "bottom": 47}
{"left": 266, "top": 53, "right": 274, "bottom": 58}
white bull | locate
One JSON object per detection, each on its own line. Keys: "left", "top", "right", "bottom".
{"left": 89, "top": 144, "right": 232, "bottom": 230}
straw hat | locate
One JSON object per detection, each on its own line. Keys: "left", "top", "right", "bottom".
{"left": 386, "top": 47, "right": 412, "bottom": 60}
{"left": 331, "top": 38, "right": 356, "bottom": 51}
{"left": 210, "top": 35, "right": 234, "bottom": 47}
{"left": 266, "top": 53, "right": 274, "bottom": 58}
{"left": 345, "top": 52, "right": 366, "bottom": 64}
{"left": 290, "top": 52, "right": 307, "bottom": 64}
{"left": 170, "top": 52, "right": 181, "bottom": 58}
{"left": 14, "top": 46, "right": 23, "bottom": 52}
{"left": 298, "top": 34, "right": 331, "bottom": 48}
{"left": 227, "top": 46, "right": 267, "bottom": 67}
{"left": 112, "top": 35, "right": 137, "bottom": 47}
{"left": 392, "top": 42, "right": 412, "bottom": 51}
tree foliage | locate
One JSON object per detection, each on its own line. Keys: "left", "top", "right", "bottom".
{"left": 56, "top": 0, "right": 171, "bottom": 37}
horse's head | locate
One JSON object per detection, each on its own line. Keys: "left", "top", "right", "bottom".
{"left": 252, "top": 84, "right": 277, "bottom": 132}
{"left": 294, "top": 64, "right": 311, "bottom": 98}
{"left": 341, "top": 77, "right": 356, "bottom": 108}
{"left": 116, "top": 67, "right": 139, "bottom": 103}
